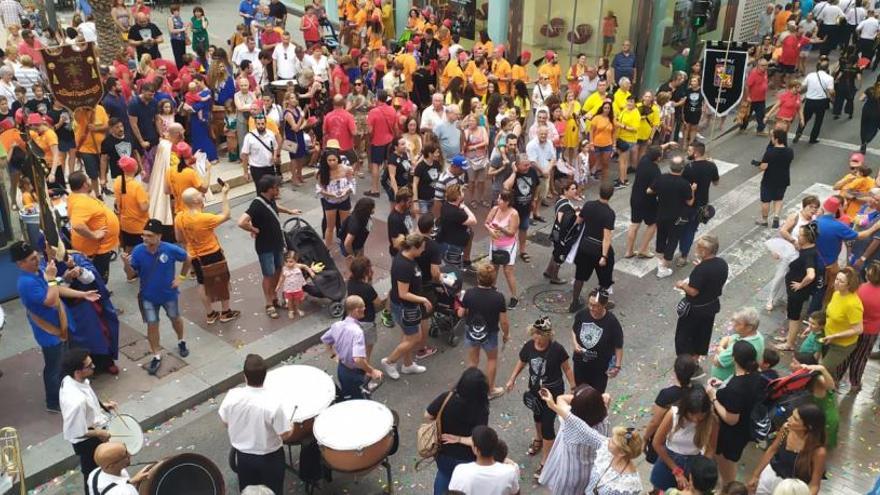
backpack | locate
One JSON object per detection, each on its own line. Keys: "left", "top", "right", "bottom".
{"left": 751, "top": 369, "right": 818, "bottom": 442}
{"left": 767, "top": 369, "right": 818, "bottom": 401}
{"left": 748, "top": 379, "right": 771, "bottom": 442}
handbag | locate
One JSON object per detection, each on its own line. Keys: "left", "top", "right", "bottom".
{"left": 443, "top": 244, "right": 464, "bottom": 265}
{"left": 522, "top": 390, "right": 544, "bottom": 414}
{"left": 491, "top": 248, "right": 511, "bottom": 265}
{"left": 675, "top": 298, "right": 691, "bottom": 318}
{"left": 697, "top": 204, "right": 716, "bottom": 224}
{"left": 401, "top": 304, "right": 422, "bottom": 327}
{"left": 281, "top": 139, "right": 298, "bottom": 153}
{"left": 415, "top": 391, "right": 453, "bottom": 465}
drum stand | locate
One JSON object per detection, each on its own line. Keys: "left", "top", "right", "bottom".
{"left": 322, "top": 457, "right": 394, "bottom": 495}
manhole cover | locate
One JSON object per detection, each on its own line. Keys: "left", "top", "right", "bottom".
{"left": 533, "top": 289, "right": 571, "bottom": 314}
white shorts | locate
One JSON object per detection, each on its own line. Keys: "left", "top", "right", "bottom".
{"left": 489, "top": 241, "right": 517, "bottom": 266}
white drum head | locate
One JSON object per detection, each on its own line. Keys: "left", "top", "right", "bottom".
{"left": 271, "top": 80, "right": 294, "bottom": 87}
{"left": 313, "top": 400, "right": 393, "bottom": 451}
{"left": 107, "top": 414, "right": 145, "bottom": 455}
{"left": 264, "top": 365, "right": 336, "bottom": 423}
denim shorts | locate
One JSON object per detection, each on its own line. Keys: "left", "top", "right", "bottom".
{"left": 464, "top": 331, "right": 499, "bottom": 351}
{"left": 257, "top": 249, "right": 284, "bottom": 277}
{"left": 391, "top": 301, "right": 421, "bottom": 336}
{"left": 594, "top": 144, "right": 614, "bottom": 154}
{"left": 141, "top": 298, "right": 180, "bottom": 324}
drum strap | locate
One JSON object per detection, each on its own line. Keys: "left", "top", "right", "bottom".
{"left": 90, "top": 469, "right": 118, "bottom": 495}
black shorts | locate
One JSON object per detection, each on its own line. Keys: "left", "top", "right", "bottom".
{"left": 321, "top": 197, "right": 352, "bottom": 211}
{"left": 684, "top": 112, "right": 702, "bottom": 125}
{"left": 191, "top": 249, "right": 225, "bottom": 285}
{"left": 120, "top": 230, "right": 143, "bottom": 249}
{"left": 786, "top": 286, "right": 814, "bottom": 321}
{"left": 760, "top": 182, "right": 787, "bottom": 202}
{"left": 369, "top": 144, "right": 390, "bottom": 164}
{"left": 81, "top": 153, "right": 100, "bottom": 179}
{"left": 778, "top": 63, "right": 796, "bottom": 74}
{"left": 630, "top": 201, "right": 658, "bottom": 225}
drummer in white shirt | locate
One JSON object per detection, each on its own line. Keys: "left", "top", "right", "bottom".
{"left": 60, "top": 349, "right": 118, "bottom": 494}
{"left": 321, "top": 295, "right": 383, "bottom": 400}
{"left": 448, "top": 426, "right": 520, "bottom": 495}
{"left": 219, "top": 354, "right": 295, "bottom": 495}
{"left": 87, "top": 442, "right": 153, "bottom": 495}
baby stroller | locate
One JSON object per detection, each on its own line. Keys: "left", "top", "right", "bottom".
{"left": 283, "top": 217, "right": 346, "bottom": 318}
{"left": 427, "top": 265, "right": 463, "bottom": 346}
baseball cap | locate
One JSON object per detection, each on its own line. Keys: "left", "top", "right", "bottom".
{"left": 10, "top": 240, "right": 35, "bottom": 262}
{"left": 143, "top": 219, "right": 165, "bottom": 234}
{"left": 823, "top": 196, "right": 841, "bottom": 214}
{"left": 451, "top": 155, "right": 469, "bottom": 170}
{"left": 119, "top": 156, "right": 138, "bottom": 174}
{"left": 545, "top": 50, "right": 556, "bottom": 61}
{"left": 173, "top": 142, "right": 193, "bottom": 159}
{"left": 26, "top": 113, "right": 44, "bottom": 126}
{"left": 325, "top": 139, "right": 341, "bottom": 150}
{"left": 850, "top": 152, "right": 865, "bottom": 163}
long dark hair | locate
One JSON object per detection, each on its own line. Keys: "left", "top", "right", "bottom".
{"left": 570, "top": 384, "right": 607, "bottom": 427}
{"left": 318, "top": 150, "right": 340, "bottom": 187}
{"left": 732, "top": 340, "right": 759, "bottom": 373}
{"left": 674, "top": 354, "right": 699, "bottom": 388}
{"left": 447, "top": 77, "right": 464, "bottom": 101}
{"left": 513, "top": 80, "right": 529, "bottom": 101}
{"left": 793, "top": 403, "right": 826, "bottom": 482}
{"left": 676, "top": 387, "right": 716, "bottom": 451}
{"left": 455, "top": 367, "right": 489, "bottom": 415}
{"left": 351, "top": 197, "right": 375, "bottom": 224}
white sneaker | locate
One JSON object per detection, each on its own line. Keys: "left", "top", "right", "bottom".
{"left": 400, "top": 363, "right": 427, "bottom": 375}
{"left": 657, "top": 266, "right": 673, "bottom": 279}
{"left": 381, "top": 358, "right": 400, "bottom": 380}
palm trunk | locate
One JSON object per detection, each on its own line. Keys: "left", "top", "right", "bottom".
{"left": 91, "top": 0, "right": 125, "bottom": 62}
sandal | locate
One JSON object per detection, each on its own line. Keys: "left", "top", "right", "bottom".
{"left": 519, "top": 252, "right": 532, "bottom": 263}
{"left": 637, "top": 251, "right": 656, "bottom": 259}
{"left": 527, "top": 439, "right": 542, "bottom": 456}
{"left": 266, "top": 305, "right": 279, "bottom": 319}
{"left": 623, "top": 252, "right": 636, "bottom": 259}
{"left": 533, "top": 463, "right": 544, "bottom": 480}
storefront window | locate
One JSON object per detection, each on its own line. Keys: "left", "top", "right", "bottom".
{"left": 522, "top": 0, "right": 634, "bottom": 63}
{"left": 657, "top": 0, "right": 729, "bottom": 86}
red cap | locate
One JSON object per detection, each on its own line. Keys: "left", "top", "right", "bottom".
{"left": 545, "top": 50, "right": 555, "bottom": 60}
{"left": 521, "top": 50, "right": 532, "bottom": 62}
{"left": 350, "top": 48, "right": 361, "bottom": 60}
{"left": 26, "top": 113, "right": 44, "bottom": 126}
{"left": 173, "top": 142, "right": 193, "bottom": 159}
{"left": 405, "top": 42, "right": 415, "bottom": 52}
{"left": 850, "top": 152, "right": 865, "bottom": 163}
{"left": 119, "top": 156, "right": 138, "bottom": 174}
{"left": 823, "top": 196, "right": 841, "bottom": 214}
{"left": 0, "top": 118, "right": 14, "bottom": 132}
{"left": 443, "top": 19, "right": 452, "bottom": 28}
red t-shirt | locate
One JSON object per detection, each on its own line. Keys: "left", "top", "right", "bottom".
{"left": 776, "top": 90, "right": 801, "bottom": 120}
{"left": 366, "top": 103, "right": 397, "bottom": 146}
{"left": 261, "top": 29, "right": 283, "bottom": 48}
{"left": 747, "top": 69, "right": 768, "bottom": 102}
{"left": 780, "top": 35, "right": 807, "bottom": 66}
{"left": 858, "top": 282, "right": 880, "bottom": 335}
{"left": 322, "top": 108, "right": 357, "bottom": 151}
{"left": 302, "top": 13, "right": 320, "bottom": 43}
{"left": 330, "top": 65, "right": 350, "bottom": 97}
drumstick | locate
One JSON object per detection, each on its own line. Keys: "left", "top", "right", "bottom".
{"left": 288, "top": 404, "right": 299, "bottom": 426}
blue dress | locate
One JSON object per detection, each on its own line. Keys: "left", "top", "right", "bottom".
{"left": 283, "top": 108, "right": 307, "bottom": 159}
{"left": 190, "top": 91, "right": 218, "bottom": 162}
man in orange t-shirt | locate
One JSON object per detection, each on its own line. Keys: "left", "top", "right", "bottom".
{"left": 74, "top": 105, "right": 110, "bottom": 198}
{"left": 490, "top": 46, "right": 512, "bottom": 95}
{"left": 27, "top": 113, "right": 64, "bottom": 186}
{"left": 537, "top": 50, "right": 562, "bottom": 94}
{"left": 511, "top": 51, "right": 532, "bottom": 95}
{"left": 113, "top": 156, "right": 149, "bottom": 279}
{"left": 68, "top": 171, "right": 120, "bottom": 283}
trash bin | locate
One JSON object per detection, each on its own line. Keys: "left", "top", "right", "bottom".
{"left": 20, "top": 210, "right": 42, "bottom": 250}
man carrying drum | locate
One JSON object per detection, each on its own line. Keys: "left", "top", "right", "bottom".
{"left": 87, "top": 442, "right": 153, "bottom": 495}
{"left": 59, "top": 349, "right": 119, "bottom": 494}
{"left": 219, "top": 354, "right": 297, "bottom": 495}
{"left": 321, "top": 295, "right": 384, "bottom": 400}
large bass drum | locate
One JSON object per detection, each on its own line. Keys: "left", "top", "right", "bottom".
{"left": 137, "top": 453, "right": 224, "bottom": 495}
{"left": 313, "top": 400, "right": 394, "bottom": 473}
{"left": 263, "top": 365, "right": 336, "bottom": 444}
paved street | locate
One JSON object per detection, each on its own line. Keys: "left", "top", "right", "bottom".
{"left": 15, "top": 92, "right": 880, "bottom": 494}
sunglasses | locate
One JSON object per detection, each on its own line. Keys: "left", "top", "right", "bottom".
{"left": 354, "top": 82, "right": 363, "bottom": 85}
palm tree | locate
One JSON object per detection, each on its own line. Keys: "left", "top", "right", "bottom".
{"left": 91, "top": 0, "right": 125, "bottom": 62}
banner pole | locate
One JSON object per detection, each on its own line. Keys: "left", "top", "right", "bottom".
{"left": 708, "top": 28, "right": 734, "bottom": 152}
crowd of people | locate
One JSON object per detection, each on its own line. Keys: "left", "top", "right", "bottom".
{"left": 4, "top": 0, "right": 880, "bottom": 494}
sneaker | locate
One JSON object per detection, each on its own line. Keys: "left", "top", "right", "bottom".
{"left": 380, "top": 310, "right": 394, "bottom": 328}
{"left": 381, "top": 358, "right": 400, "bottom": 380}
{"left": 657, "top": 266, "right": 673, "bottom": 279}
{"left": 415, "top": 346, "right": 438, "bottom": 360}
{"left": 400, "top": 363, "right": 427, "bottom": 375}
{"left": 612, "top": 179, "right": 628, "bottom": 189}
{"left": 206, "top": 311, "right": 220, "bottom": 325}
{"left": 102, "top": 186, "right": 114, "bottom": 196}
{"left": 549, "top": 277, "right": 568, "bottom": 285}
{"left": 147, "top": 357, "right": 162, "bottom": 375}
{"left": 771, "top": 216, "right": 780, "bottom": 229}
{"left": 219, "top": 309, "right": 241, "bottom": 323}
{"left": 533, "top": 216, "right": 547, "bottom": 223}
{"left": 675, "top": 256, "right": 688, "bottom": 268}
{"left": 508, "top": 297, "right": 519, "bottom": 308}
{"left": 178, "top": 341, "right": 190, "bottom": 358}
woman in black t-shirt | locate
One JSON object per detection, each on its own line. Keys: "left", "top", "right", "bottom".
{"left": 341, "top": 197, "right": 375, "bottom": 258}
{"left": 779, "top": 224, "right": 819, "bottom": 351}
{"left": 543, "top": 180, "right": 579, "bottom": 284}
{"left": 682, "top": 76, "right": 704, "bottom": 146}
{"left": 412, "top": 144, "right": 443, "bottom": 216}
{"left": 505, "top": 317, "right": 575, "bottom": 478}
{"left": 425, "top": 367, "right": 490, "bottom": 494}
{"left": 706, "top": 340, "right": 765, "bottom": 485}
{"left": 436, "top": 184, "right": 477, "bottom": 265}
{"left": 459, "top": 264, "right": 509, "bottom": 399}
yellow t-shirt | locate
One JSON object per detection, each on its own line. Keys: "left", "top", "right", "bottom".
{"left": 537, "top": 63, "right": 561, "bottom": 93}
{"left": 68, "top": 192, "right": 121, "bottom": 256}
{"left": 582, "top": 91, "right": 607, "bottom": 118}
{"left": 114, "top": 176, "right": 149, "bottom": 234}
{"left": 166, "top": 166, "right": 204, "bottom": 215}
{"left": 471, "top": 68, "right": 488, "bottom": 97}
{"left": 825, "top": 291, "right": 864, "bottom": 347}
{"left": 30, "top": 128, "right": 59, "bottom": 164}
{"left": 398, "top": 53, "right": 418, "bottom": 92}
{"left": 511, "top": 64, "right": 530, "bottom": 91}
{"left": 74, "top": 105, "right": 109, "bottom": 155}
{"left": 616, "top": 107, "right": 641, "bottom": 143}
{"left": 175, "top": 210, "right": 224, "bottom": 257}
{"left": 612, "top": 88, "right": 631, "bottom": 117}
{"left": 492, "top": 58, "right": 512, "bottom": 95}
{"left": 441, "top": 59, "right": 465, "bottom": 91}
{"left": 637, "top": 103, "right": 661, "bottom": 141}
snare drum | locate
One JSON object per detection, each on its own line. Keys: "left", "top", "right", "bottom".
{"left": 313, "top": 400, "right": 394, "bottom": 472}
{"left": 107, "top": 414, "right": 145, "bottom": 455}
{"left": 263, "top": 365, "right": 335, "bottom": 444}
{"left": 137, "top": 453, "right": 225, "bottom": 495}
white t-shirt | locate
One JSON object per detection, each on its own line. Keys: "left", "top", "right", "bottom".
{"left": 817, "top": 4, "right": 843, "bottom": 25}
{"left": 240, "top": 130, "right": 278, "bottom": 168}
{"left": 272, "top": 43, "right": 300, "bottom": 80}
{"left": 857, "top": 17, "right": 880, "bottom": 39}
{"left": 232, "top": 44, "right": 260, "bottom": 71}
{"left": 303, "top": 54, "right": 330, "bottom": 82}
{"left": 60, "top": 376, "right": 109, "bottom": 444}
{"left": 78, "top": 21, "right": 97, "bottom": 42}
{"left": 803, "top": 70, "right": 835, "bottom": 100}
{"left": 420, "top": 105, "right": 445, "bottom": 131}
{"left": 525, "top": 138, "right": 556, "bottom": 175}
{"left": 218, "top": 386, "right": 288, "bottom": 455}
{"left": 448, "top": 461, "right": 519, "bottom": 495}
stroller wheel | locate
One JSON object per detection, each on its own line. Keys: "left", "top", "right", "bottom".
{"left": 448, "top": 334, "right": 459, "bottom": 347}
{"left": 328, "top": 301, "right": 344, "bottom": 318}
{"left": 428, "top": 321, "right": 439, "bottom": 338}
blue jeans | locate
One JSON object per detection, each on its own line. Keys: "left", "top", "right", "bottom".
{"left": 678, "top": 215, "right": 700, "bottom": 258}
{"left": 42, "top": 342, "right": 65, "bottom": 409}
{"left": 650, "top": 449, "right": 699, "bottom": 490}
{"left": 337, "top": 362, "right": 366, "bottom": 401}
{"left": 433, "top": 453, "right": 468, "bottom": 495}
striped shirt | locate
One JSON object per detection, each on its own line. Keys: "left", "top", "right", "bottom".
{"left": 0, "top": 0, "right": 23, "bottom": 28}
{"left": 433, "top": 169, "right": 468, "bottom": 202}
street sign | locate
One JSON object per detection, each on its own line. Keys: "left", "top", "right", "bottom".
{"left": 700, "top": 41, "right": 750, "bottom": 117}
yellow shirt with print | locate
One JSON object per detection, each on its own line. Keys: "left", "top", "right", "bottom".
{"left": 616, "top": 107, "right": 641, "bottom": 143}
{"left": 636, "top": 103, "right": 661, "bottom": 142}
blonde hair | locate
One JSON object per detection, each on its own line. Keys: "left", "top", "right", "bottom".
{"left": 445, "top": 183, "right": 463, "bottom": 203}
{"left": 400, "top": 233, "right": 425, "bottom": 251}
{"left": 476, "top": 263, "right": 497, "bottom": 287}
{"left": 610, "top": 426, "right": 643, "bottom": 460}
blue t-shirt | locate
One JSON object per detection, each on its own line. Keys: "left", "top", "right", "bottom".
{"left": 127, "top": 96, "right": 159, "bottom": 146}
{"left": 130, "top": 242, "right": 188, "bottom": 304}
{"left": 611, "top": 52, "right": 636, "bottom": 83}
{"left": 77, "top": 0, "right": 93, "bottom": 17}
{"left": 815, "top": 215, "right": 858, "bottom": 267}
{"left": 17, "top": 270, "right": 70, "bottom": 348}
{"left": 239, "top": 0, "right": 256, "bottom": 26}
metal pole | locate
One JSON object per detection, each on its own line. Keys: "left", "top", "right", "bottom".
{"left": 567, "top": 0, "right": 578, "bottom": 67}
